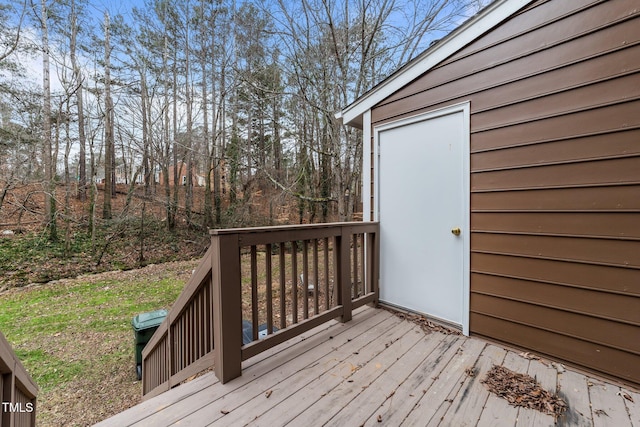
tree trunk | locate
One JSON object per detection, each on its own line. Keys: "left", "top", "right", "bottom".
{"left": 41, "top": 0, "right": 56, "bottom": 240}
{"left": 103, "top": 11, "right": 114, "bottom": 220}
{"left": 201, "top": 4, "right": 213, "bottom": 228}
{"left": 70, "top": 0, "right": 87, "bottom": 202}
{"left": 140, "top": 70, "right": 151, "bottom": 197}
{"left": 184, "top": 9, "right": 193, "bottom": 227}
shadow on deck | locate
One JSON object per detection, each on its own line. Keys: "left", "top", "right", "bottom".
{"left": 95, "top": 306, "right": 639, "bottom": 427}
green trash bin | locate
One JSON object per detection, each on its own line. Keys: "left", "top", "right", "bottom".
{"left": 132, "top": 309, "right": 168, "bottom": 380}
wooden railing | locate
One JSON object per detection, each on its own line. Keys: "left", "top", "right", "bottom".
{"left": 141, "top": 245, "right": 215, "bottom": 398}
{"left": 142, "top": 222, "right": 379, "bottom": 397}
{"left": 0, "top": 331, "right": 38, "bottom": 427}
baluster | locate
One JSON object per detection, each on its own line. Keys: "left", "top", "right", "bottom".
{"left": 353, "top": 234, "right": 359, "bottom": 299}
{"left": 324, "top": 237, "right": 330, "bottom": 309}
{"left": 279, "top": 243, "right": 286, "bottom": 329}
{"left": 186, "top": 312, "right": 190, "bottom": 367}
{"left": 266, "top": 243, "right": 273, "bottom": 334}
{"left": 251, "top": 246, "right": 258, "bottom": 342}
{"left": 291, "top": 241, "right": 298, "bottom": 324}
{"left": 302, "top": 240, "right": 309, "bottom": 319}
{"left": 313, "top": 239, "right": 319, "bottom": 314}
{"left": 360, "top": 234, "right": 365, "bottom": 295}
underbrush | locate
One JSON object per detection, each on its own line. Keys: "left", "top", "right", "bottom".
{"left": 0, "top": 217, "right": 209, "bottom": 289}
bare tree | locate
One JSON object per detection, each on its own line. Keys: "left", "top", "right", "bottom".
{"left": 69, "top": 0, "right": 87, "bottom": 201}
{"left": 40, "top": 0, "right": 57, "bottom": 239}
{"left": 0, "top": 0, "right": 27, "bottom": 64}
{"left": 103, "top": 11, "right": 115, "bottom": 219}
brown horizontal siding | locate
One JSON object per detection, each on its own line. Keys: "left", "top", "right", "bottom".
{"left": 471, "top": 293, "right": 639, "bottom": 353}
{"left": 471, "top": 212, "right": 640, "bottom": 239}
{"left": 375, "top": 37, "right": 640, "bottom": 128}
{"left": 472, "top": 233, "right": 640, "bottom": 268}
{"left": 471, "top": 156, "right": 640, "bottom": 191}
{"left": 444, "top": 0, "right": 595, "bottom": 65}
{"left": 471, "top": 73, "right": 640, "bottom": 131}
{"left": 471, "top": 185, "right": 640, "bottom": 212}
{"left": 471, "top": 273, "right": 640, "bottom": 326}
{"left": 471, "top": 100, "right": 640, "bottom": 151}
{"left": 375, "top": 0, "right": 639, "bottom": 118}
{"left": 470, "top": 43, "right": 640, "bottom": 115}
{"left": 370, "top": 0, "right": 640, "bottom": 385}
{"left": 470, "top": 313, "right": 640, "bottom": 386}
{"left": 471, "top": 253, "right": 639, "bottom": 296}
{"left": 471, "top": 129, "right": 640, "bottom": 171}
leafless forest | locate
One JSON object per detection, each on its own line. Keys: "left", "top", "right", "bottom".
{"left": 0, "top": 0, "right": 482, "bottom": 243}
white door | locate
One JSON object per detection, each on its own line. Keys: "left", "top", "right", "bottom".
{"left": 376, "top": 103, "right": 469, "bottom": 333}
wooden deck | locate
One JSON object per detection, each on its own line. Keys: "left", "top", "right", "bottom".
{"left": 96, "top": 307, "right": 639, "bottom": 426}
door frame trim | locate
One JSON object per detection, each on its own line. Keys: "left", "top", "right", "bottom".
{"left": 373, "top": 101, "right": 470, "bottom": 335}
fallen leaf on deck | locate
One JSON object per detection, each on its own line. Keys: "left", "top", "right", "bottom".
{"left": 482, "top": 365, "right": 567, "bottom": 418}
{"left": 384, "top": 307, "right": 461, "bottom": 335}
{"left": 618, "top": 391, "right": 634, "bottom": 403}
{"left": 265, "top": 390, "right": 273, "bottom": 398}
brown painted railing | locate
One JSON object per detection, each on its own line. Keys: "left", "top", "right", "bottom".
{"left": 0, "top": 331, "right": 38, "bottom": 427}
{"left": 141, "top": 245, "right": 215, "bottom": 398}
{"left": 142, "top": 222, "right": 379, "bottom": 397}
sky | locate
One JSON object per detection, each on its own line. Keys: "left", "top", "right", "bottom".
{"left": 11, "top": 0, "right": 492, "bottom": 102}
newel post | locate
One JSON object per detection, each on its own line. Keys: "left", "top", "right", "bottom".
{"left": 338, "top": 226, "right": 352, "bottom": 323}
{"left": 211, "top": 231, "right": 243, "bottom": 384}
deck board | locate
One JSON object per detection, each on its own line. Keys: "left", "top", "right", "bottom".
{"left": 556, "top": 369, "right": 593, "bottom": 427}
{"left": 516, "top": 359, "right": 558, "bottom": 427}
{"left": 626, "top": 388, "right": 640, "bottom": 426}
{"left": 293, "top": 327, "right": 420, "bottom": 425}
{"left": 362, "top": 333, "right": 464, "bottom": 426}
{"left": 325, "top": 328, "right": 447, "bottom": 427}
{"left": 236, "top": 316, "right": 410, "bottom": 426}
{"left": 589, "top": 379, "right": 633, "bottom": 427}
{"left": 402, "top": 337, "right": 486, "bottom": 426}
{"left": 443, "top": 344, "right": 507, "bottom": 427}
{"left": 476, "top": 350, "right": 529, "bottom": 427}
{"left": 178, "top": 309, "right": 398, "bottom": 426}
{"left": 201, "top": 312, "right": 403, "bottom": 426}
{"left": 94, "top": 306, "right": 639, "bottom": 427}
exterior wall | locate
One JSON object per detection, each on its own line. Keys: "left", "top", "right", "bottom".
{"left": 370, "top": 0, "right": 640, "bottom": 386}
{"left": 158, "top": 162, "right": 204, "bottom": 187}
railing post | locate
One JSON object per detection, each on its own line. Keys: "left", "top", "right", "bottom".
{"left": 339, "top": 226, "right": 352, "bottom": 323}
{"left": 2, "top": 369, "right": 15, "bottom": 427}
{"left": 371, "top": 228, "right": 380, "bottom": 305}
{"left": 211, "top": 232, "right": 243, "bottom": 384}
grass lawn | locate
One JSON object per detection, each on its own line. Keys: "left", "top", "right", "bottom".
{"left": 0, "top": 260, "right": 199, "bottom": 426}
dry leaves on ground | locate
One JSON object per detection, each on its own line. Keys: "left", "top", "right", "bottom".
{"left": 384, "top": 308, "right": 461, "bottom": 335}
{"left": 482, "top": 365, "right": 567, "bottom": 418}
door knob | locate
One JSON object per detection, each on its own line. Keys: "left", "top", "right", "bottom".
{"left": 451, "top": 227, "right": 461, "bottom": 236}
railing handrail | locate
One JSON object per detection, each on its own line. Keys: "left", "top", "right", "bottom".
{"left": 210, "top": 221, "right": 378, "bottom": 235}
{"left": 0, "top": 330, "right": 38, "bottom": 425}
{"left": 142, "top": 221, "right": 379, "bottom": 396}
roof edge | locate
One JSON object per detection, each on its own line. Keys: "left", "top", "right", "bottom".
{"left": 338, "top": 0, "right": 532, "bottom": 128}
